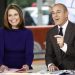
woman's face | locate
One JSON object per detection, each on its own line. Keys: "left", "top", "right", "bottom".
{"left": 8, "top": 9, "right": 20, "bottom": 29}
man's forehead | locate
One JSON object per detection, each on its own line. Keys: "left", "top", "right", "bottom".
{"left": 53, "top": 4, "right": 64, "bottom": 9}
{"left": 52, "top": 5, "right": 64, "bottom": 11}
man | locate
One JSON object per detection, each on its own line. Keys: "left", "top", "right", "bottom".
{"left": 55, "top": 0, "right": 75, "bottom": 23}
{"left": 45, "top": 3, "right": 75, "bottom": 71}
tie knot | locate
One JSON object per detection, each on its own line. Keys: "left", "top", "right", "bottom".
{"left": 59, "top": 27, "right": 63, "bottom": 36}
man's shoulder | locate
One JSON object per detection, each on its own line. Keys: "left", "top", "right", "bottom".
{"left": 48, "top": 25, "right": 57, "bottom": 33}
{"left": 68, "top": 21, "right": 75, "bottom": 29}
{"left": 69, "top": 21, "right": 75, "bottom": 25}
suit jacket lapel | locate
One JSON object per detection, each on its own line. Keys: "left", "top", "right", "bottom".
{"left": 52, "top": 26, "right": 63, "bottom": 63}
{"left": 64, "top": 22, "right": 72, "bottom": 44}
{"left": 52, "top": 26, "right": 62, "bottom": 55}
{"left": 54, "top": 26, "right": 58, "bottom": 35}
{"left": 52, "top": 26, "right": 60, "bottom": 48}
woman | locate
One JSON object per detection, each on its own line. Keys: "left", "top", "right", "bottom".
{"left": 0, "top": 4, "right": 34, "bottom": 72}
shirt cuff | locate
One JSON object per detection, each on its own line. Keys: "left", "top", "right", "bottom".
{"left": 60, "top": 43, "right": 67, "bottom": 53}
{"left": 48, "top": 63, "right": 54, "bottom": 68}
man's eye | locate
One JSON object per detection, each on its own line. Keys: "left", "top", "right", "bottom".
{"left": 52, "top": 12, "right": 55, "bottom": 14}
{"left": 57, "top": 11, "right": 61, "bottom": 13}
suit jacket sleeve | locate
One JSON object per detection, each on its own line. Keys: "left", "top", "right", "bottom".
{"left": 66, "top": 33, "right": 75, "bottom": 56}
{"left": 45, "top": 30, "right": 56, "bottom": 67}
{"left": 64, "top": 23, "right": 75, "bottom": 57}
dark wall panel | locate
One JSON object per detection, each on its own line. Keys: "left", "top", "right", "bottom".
{"left": 0, "top": 0, "right": 6, "bottom": 27}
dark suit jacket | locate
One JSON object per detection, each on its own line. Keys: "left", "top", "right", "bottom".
{"left": 45, "top": 21, "right": 75, "bottom": 70}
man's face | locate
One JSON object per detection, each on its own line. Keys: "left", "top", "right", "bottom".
{"left": 51, "top": 5, "right": 68, "bottom": 26}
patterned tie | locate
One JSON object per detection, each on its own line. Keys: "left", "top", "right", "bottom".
{"left": 59, "top": 27, "right": 63, "bottom": 36}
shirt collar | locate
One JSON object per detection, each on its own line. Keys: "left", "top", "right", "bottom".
{"left": 58, "top": 20, "right": 69, "bottom": 29}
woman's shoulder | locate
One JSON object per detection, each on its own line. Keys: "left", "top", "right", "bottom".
{"left": 0, "top": 27, "right": 5, "bottom": 36}
{"left": 22, "top": 28, "right": 33, "bottom": 37}
{"left": 23, "top": 28, "right": 32, "bottom": 33}
{"left": 0, "top": 27, "right": 4, "bottom": 32}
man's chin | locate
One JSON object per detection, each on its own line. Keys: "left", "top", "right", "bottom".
{"left": 54, "top": 22, "right": 59, "bottom": 25}
{"left": 55, "top": 24, "right": 59, "bottom": 26}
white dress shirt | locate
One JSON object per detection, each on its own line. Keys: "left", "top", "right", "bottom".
{"left": 58, "top": 20, "right": 68, "bottom": 53}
